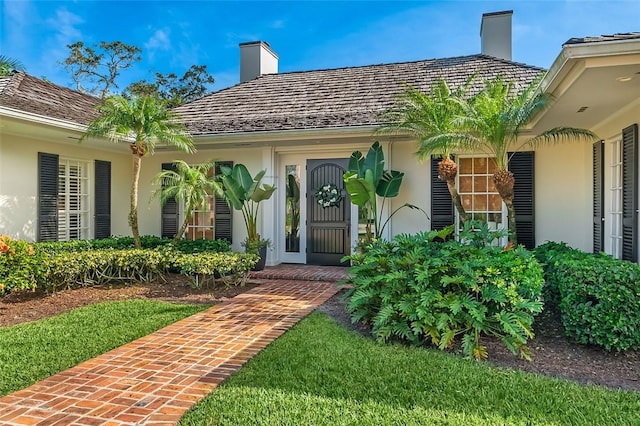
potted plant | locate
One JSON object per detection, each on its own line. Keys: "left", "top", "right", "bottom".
{"left": 217, "top": 164, "right": 276, "bottom": 270}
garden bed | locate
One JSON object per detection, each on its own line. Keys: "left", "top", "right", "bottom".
{"left": 0, "top": 273, "right": 258, "bottom": 328}
{"left": 318, "top": 290, "right": 640, "bottom": 392}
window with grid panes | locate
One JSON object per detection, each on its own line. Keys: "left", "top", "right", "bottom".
{"left": 58, "top": 159, "right": 89, "bottom": 240}
{"left": 458, "top": 157, "right": 504, "bottom": 228}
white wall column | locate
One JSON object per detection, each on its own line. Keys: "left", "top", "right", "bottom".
{"left": 261, "top": 146, "right": 278, "bottom": 265}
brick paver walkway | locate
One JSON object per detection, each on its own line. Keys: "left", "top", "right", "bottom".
{"left": 0, "top": 279, "right": 340, "bottom": 425}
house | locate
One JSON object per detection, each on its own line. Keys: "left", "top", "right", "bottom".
{"left": 1, "top": 11, "right": 638, "bottom": 266}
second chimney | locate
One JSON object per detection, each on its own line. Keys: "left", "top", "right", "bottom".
{"left": 480, "top": 10, "right": 513, "bottom": 61}
{"left": 239, "top": 41, "right": 278, "bottom": 83}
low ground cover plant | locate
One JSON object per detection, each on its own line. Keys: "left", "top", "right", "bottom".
{"left": 0, "top": 235, "right": 248, "bottom": 297}
{"left": 345, "top": 223, "right": 544, "bottom": 360}
{"left": 535, "top": 242, "right": 640, "bottom": 351}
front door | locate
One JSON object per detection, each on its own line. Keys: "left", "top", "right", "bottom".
{"left": 306, "top": 159, "right": 350, "bottom": 265}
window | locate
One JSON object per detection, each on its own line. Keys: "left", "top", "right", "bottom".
{"left": 58, "top": 159, "right": 89, "bottom": 240}
{"left": 610, "top": 138, "right": 623, "bottom": 259}
{"left": 458, "top": 157, "right": 504, "bottom": 227}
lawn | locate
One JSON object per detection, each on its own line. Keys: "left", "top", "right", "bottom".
{"left": 0, "top": 299, "right": 207, "bottom": 395}
{"left": 180, "top": 313, "right": 640, "bottom": 426}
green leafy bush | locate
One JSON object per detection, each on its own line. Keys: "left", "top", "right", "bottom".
{"left": 533, "top": 241, "right": 589, "bottom": 308}
{"left": 173, "top": 252, "right": 258, "bottom": 288}
{"left": 174, "top": 238, "right": 230, "bottom": 254}
{"left": 35, "top": 236, "right": 229, "bottom": 254}
{"left": 44, "top": 249, "right": 172, "bottom": 292}
{"left": 0, "top": 236, "right": 47, "bottom": 295}
{"left": 536, "top": 242, "right": 640, "bottom": 351}
{"left": 345, "top": 228, "right": 543, "bottom": 360}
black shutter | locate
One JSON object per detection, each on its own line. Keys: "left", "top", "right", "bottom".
{"left": 38, "top": 152, "right": 59, "bottom": 242}
{"left": 593, "top": 141, "right": 605, "bottom": 253}
{"left": 622, "top": 124, "right": 638, "bottom": 262}
{"left": 509, "top": 151, "right": 535, "bottom": 250}
{"left": 161, "top": 162, "right": 179, "bottom": 239}
{"left": 430, "top": 156, "right": 454, "bottom": 230}
{"left": 94, "top": 160, "right": 111, "bottom": 239}
{"left": 215, "top": 161, "right": 233, "bottom": 242}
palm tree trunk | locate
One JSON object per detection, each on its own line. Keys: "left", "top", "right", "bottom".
{"left": 130, "top": 154, "right": 142, "bottom": 249}
{"left": 174, "top": 219, "right": 189, "bottom": 244}
{"left": 438, "top": 157, "right": 469, "bottom": 224}
{"left": 504, "top": 197, "right": 518, "bottom": 244}
{"left": 446, "top": 178, "right": 470, "bottom": 224}
{"left": 493, "top": 168, "right": 517, "bottom": 244}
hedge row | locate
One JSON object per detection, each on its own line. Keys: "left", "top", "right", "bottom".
{"left": 535, "top": 242, "right": 640, "bottom": 351}
{"left": 34, "top": 235, "right": 230, "bottom": 255}
{"left": 0, "top": 236, "right": 253, "bottom": 297}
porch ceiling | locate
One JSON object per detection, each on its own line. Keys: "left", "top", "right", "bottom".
{"left": 532, "top": 52, "right": 640, "bottom": 134}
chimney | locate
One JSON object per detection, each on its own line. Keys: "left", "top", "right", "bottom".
{"left": 480, "top": 10, "right": 513, "bottom": 61}
{"left": 239, "top": 41, "right": 278, "bottom": 83}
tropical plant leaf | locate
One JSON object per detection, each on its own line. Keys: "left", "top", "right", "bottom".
{"left": 250, "top": 184, "right": 277, "bottom": 203}
{"left": 344, "top": 172, "right": 374, "bottom": 207}
{"left": 376, "top": 170, "right": 404, "bottom": 198}
{"left": 221, "top": 175, "right": 246, "bottom": 210}
{"left": 348, "top": 150, "right": 365, "bottom": 178}
{"left": 363, "top": 141, "right": 384, "bottom": 184}
{"left": 231, "top": 164, "right": 254, "bottom": 193}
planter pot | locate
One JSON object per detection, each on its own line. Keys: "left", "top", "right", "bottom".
{"left": 252, "top": 245, "right": 268, "bottom": 271}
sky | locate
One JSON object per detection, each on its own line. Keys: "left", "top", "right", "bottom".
{"left": 1, "top": 1, "right": 639, "bottom": 93}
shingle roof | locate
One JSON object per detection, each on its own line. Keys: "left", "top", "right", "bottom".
{"left": 0, "top": 72, "right": 100, "bottom": 125}
{"left": 564, "top": 32, "right": 640, "bottom": 45}
{"left": 174, "top": 54, "right": 544, "bottom": 135}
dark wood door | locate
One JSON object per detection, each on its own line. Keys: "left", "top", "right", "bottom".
{"left": 307, "top": 159, "right": 350, "bottom": 265}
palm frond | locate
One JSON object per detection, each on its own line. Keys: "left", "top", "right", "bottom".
{"left": 525, "top": 127, "right": 599, "bottom": 147}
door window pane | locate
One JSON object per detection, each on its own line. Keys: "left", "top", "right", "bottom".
{"left": 285, "top": 165, "right": 301, "bottom": 252}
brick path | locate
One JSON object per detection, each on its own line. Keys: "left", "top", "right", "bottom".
{"left": 0, "top": 279, "right": 341, "bottom": 425}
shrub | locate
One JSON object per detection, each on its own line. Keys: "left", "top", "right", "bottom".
{"left": 173, "top": 252, "right": 258, "bottom": 288}
{"left": 533, "top": 241, "right": 588, "bottom": 308}
{"left": 535, "top": 241, "right": 640, "bottom": 351}
{"left": 0, "top": 236, "right": 47, "bottom": 295}
{"left": 35, "top": 236, "right": 229, "bottom": 254}
{"left": 345, "top": 228, "right": 543, "bottom": 360}
{"left": 44, "top": 249, "right": 173, "bottom": 292}
{"left": 555, "top": 255, "right": 640, "bottom": 351}
{"left": 174, "top": 238, "right": 231, "bottom": 254}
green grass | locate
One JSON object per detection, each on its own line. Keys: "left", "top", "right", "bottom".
{"left": 0, "top": 299, "right": 206, "bottom": 395}
{"left": 181, "top": 313, "right": 640, "bottom": 426}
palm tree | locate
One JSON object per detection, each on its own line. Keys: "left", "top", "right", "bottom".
{"left": 381, "top": 79, "right": 471, "bottom": 223}
{"left": 82, "top": 96, "right": 195, "bottom": 248}
{"left": 153, "top": 160, "right": 219, "bottom": 243}
{"left": 0, "top": 55, "right": 25, "bottom": 76}
{"left": 455, "top": 76, "right": 598, "bottom": 244}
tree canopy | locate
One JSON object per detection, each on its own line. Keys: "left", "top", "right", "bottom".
{"left": 62, "top": 40, "right": 215, "bottom": 105}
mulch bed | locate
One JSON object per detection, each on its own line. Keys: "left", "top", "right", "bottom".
{"left": 317, "top": 289, "right": 640, "bottom": 392}
{"left": 2, "top": 282, "right": 638, "bottom": 392}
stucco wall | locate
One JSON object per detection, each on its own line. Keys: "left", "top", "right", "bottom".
{"left": 388, "top": 140, "right": 431, "bottom": 237}
{"left": 139, "top": 148, "right": 264, "bottom": 252}
{"left": 534, "top": 142, "right": 592, "bottom": 251}
{"left": 0, "top": 135, "right": 131, "bottom": 241}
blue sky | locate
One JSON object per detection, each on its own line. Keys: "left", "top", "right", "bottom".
{"left": 1, "top": 1, "right": 639, "bottom": 93}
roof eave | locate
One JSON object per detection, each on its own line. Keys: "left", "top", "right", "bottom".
{"left": 190, "top": 125, "right": 382, "bottom": 144}
{"left": 0, "top": 105, "right": 88, "bottom": 133}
